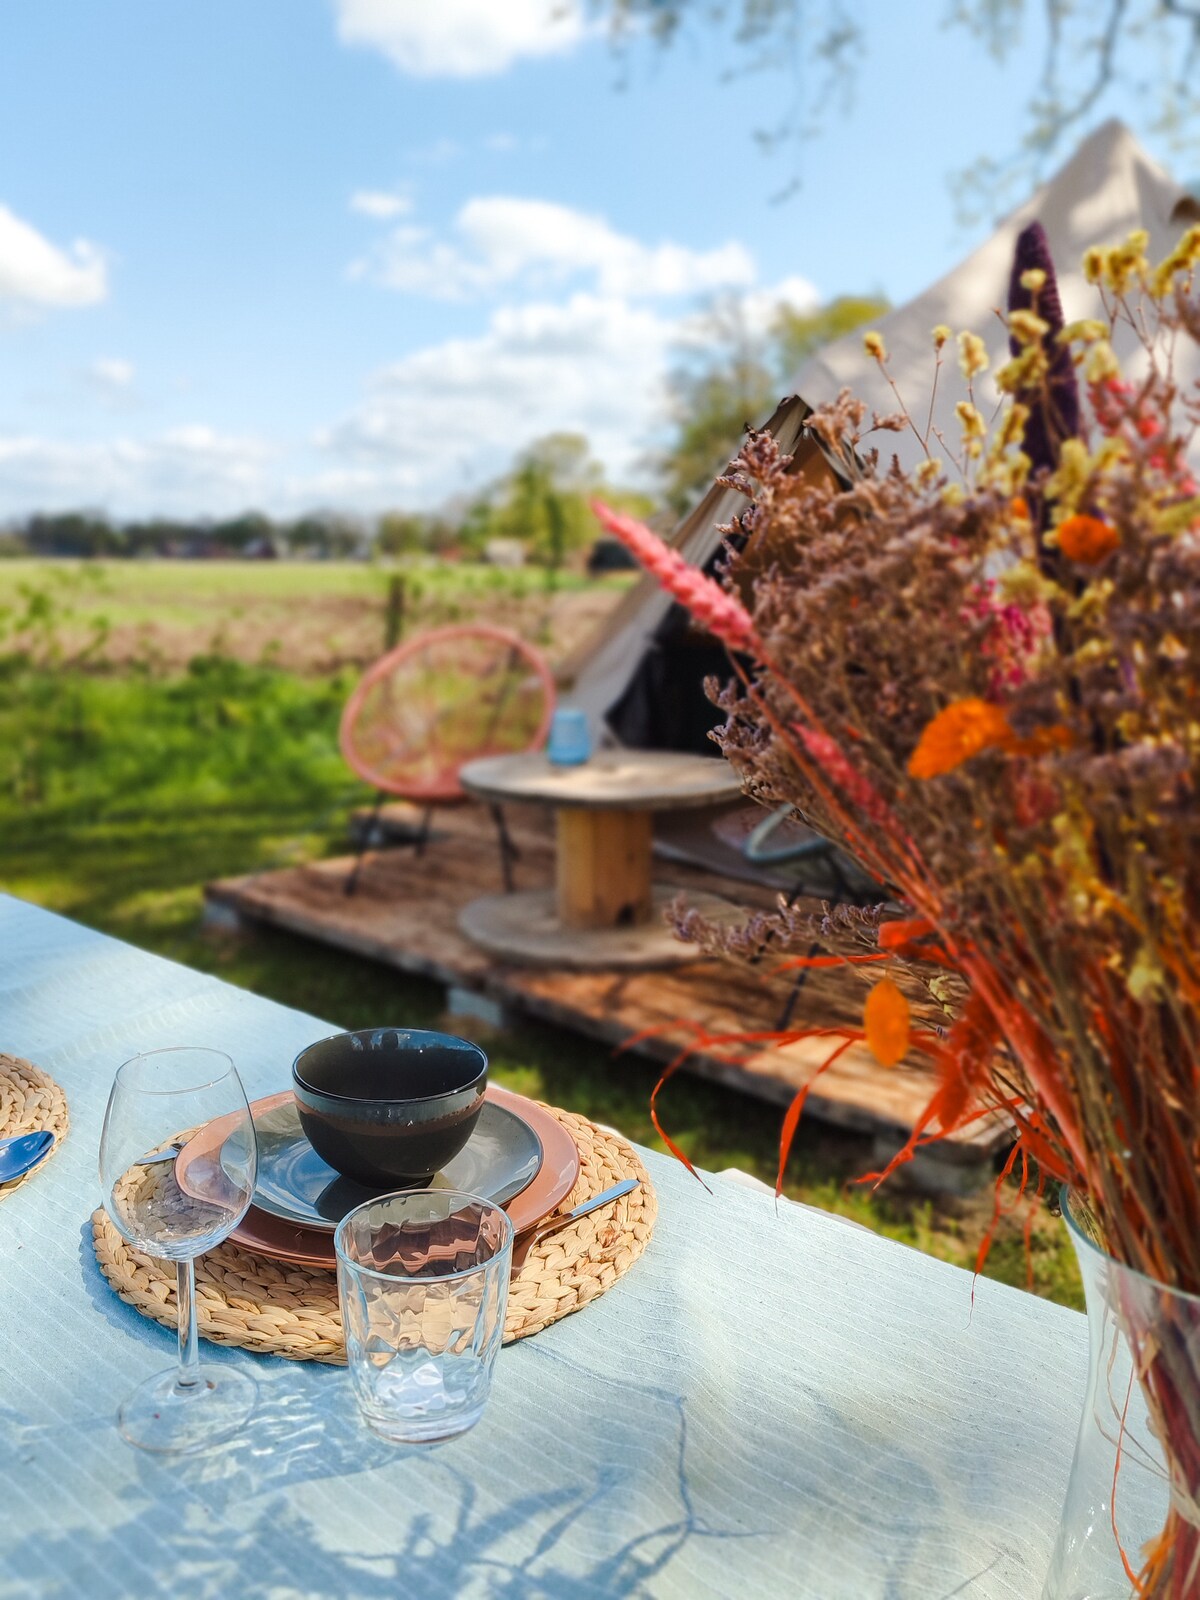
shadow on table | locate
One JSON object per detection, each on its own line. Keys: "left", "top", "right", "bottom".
{"left": 6, "top": 1327, "right": 742, "bottom": 1598}
{"left": 63, "top": 1225, "right": 1007, "bottom": 1597}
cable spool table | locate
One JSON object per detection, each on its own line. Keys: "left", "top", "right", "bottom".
{"left": 458, "top": 749, "right": 742, "bottom": 968}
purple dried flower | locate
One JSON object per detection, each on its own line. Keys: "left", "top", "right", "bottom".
{"left": 1008, "top": 222, "right": 1081, "bottom": 486}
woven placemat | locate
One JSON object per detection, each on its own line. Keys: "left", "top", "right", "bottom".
{"left": 92, "top": 1102, "right": 656, "bottom": 1363}
{"left": 1, "top": 1053, "right": 69, "bottom": 1201}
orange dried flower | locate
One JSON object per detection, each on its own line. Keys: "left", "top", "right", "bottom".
{"left": 864, "top": 978, "right": 910, "bottom": 1067}
{"left": 1010, "top": 496, "right": 1031, "bottom": 522}
{"left": 1056, "top": 513, "right": 1119, "bottom": 564}
{"left": 908, "top": 698, "right": 1012, "bottom": 779}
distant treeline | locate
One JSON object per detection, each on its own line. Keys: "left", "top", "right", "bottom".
{"left": 0, "top": 432, "right": 654, "bottom": 566}
{"left": 0, "top": 509, "right": 370, "bottom": 561}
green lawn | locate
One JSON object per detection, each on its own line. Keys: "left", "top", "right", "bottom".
{"left": 0, "top": 565, "right": 1083, "bottom": 1310}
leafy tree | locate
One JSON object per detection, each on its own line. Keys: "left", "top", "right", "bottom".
{"left": 376, "top": 512, "right": 429, "bottom": 559}
{"left": 658, "top": 295, "right": 776, "bottom": 515}
{"left": 466, "top": 433, "right": 601, "bottom": 575}
{"left": 285, "top": 512, "right": 364, "bottom": 559}
{"left": 24, "top": 512, "right": 121, "bottom": 558}
{"left": 658, "top": 291, "right": 889, "bottom": 512}
{"left": 774, "top": 294, "right": 892, "bottom": 373}
{"left": 210, "top": 511, "right": 275, "bottom": 553}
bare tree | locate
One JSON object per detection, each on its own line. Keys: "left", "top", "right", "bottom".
{"left": 591, "top": 0, "right": 1200, "bottom": 212}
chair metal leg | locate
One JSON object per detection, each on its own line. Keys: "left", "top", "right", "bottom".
{"left": 413, "top": 806, "right": 434, "bottom": 858}
{"left": 344, "top": 792, "right": 386, "bottom": 896}
{"left": 490, "top": 804, "right": 519, "bottom": 892}
{"left": 774, "top": 939, "right": 821, "bottom": 1032}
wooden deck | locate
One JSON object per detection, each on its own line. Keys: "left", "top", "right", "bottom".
{"left": 206, "top": 802, "right": 1011, "bottom": 1192}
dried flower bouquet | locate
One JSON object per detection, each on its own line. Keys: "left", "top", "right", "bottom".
{"left": 594, "top": 221, "right": 1200, "bottom": 1596}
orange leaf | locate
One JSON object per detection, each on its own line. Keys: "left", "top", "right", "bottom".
{"left": 864, "top": 978, "right": 910, "bottom": 1067}
{"left": 774, "top": 1036, "right": 859, "bottom": 1195}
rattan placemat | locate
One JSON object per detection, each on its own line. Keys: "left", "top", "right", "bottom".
{"left": 1, "top": 1053, "right": 69, "bottom": 1200}
{"left": 92, "top": 1102, "right": 656, "bottom": 1363}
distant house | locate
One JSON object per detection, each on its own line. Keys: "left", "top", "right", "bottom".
{"left": 483, "top": 537, "right": 526, "bottom": 568}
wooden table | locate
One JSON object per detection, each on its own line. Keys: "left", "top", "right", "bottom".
{"left": 458, "top": 749, "right": 743, "bottom": 967}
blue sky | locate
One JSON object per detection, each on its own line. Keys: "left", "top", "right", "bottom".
{"left": 0, "top": 1, "right": 1187, "bottom": 520}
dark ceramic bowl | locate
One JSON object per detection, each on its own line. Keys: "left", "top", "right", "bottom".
{"left": 292, "top": 1029, "right": 488, "bottom": 1189}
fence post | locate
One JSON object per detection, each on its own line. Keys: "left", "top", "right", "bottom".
{"left": 384, "top": 575, "right": 406, "bottom": 651}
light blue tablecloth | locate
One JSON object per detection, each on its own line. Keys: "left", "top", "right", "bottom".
{"left": 0, "top": 892, "right": 1084, "bottom": 1598}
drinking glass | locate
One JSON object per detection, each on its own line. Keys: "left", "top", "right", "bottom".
{"left": 546, "top": 707, "right": 591, "bottom": 766}
{"left": 335, "top": 1189, "right": 512, "bottom": 1444}
{"left": 99, "top": 1047, "right": 257, "bottom": 1452}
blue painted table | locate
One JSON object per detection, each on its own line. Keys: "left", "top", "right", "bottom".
{"left": 0, "top": 892, "right": 1083, "bottom": 1598}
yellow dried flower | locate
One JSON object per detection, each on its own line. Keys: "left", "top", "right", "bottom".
{"left": 1044, "top": 438, "right": 1091, "bottom": 514}
{"left": 1084, "top": 341, "right": 1120, "bottom": 384}
{"left": 1083, "top": 247, "right": 1105, "bottom": 284}
{"left": 1127, "top": 947, "right": 1165, "bottom": 1002}
{"left": 957, "top": 331, "right": 989, "bottom": 379}
{"left": 863, "top": 330, "right": 888, "bottom": 362}
{"left": 1103, "top": 231, "right": 1149, "bottom": 295}
{"left": 1155, "top": 496, "right": 1200, "bottom": 537}
{"left": 932, "top": 324, "right": 951, "bottom": 350}
{"left": 1059, "top": 319, "right": 1110, "bottom": 346}
{"left": 1019, "top": 268, "right": 1047, "bottom": 293}
{"left": 1008, "top": 309, "right": 1050, "bottom": 346}
{"left": 1091, "top": 434, "right": 1130, "bottom": 472}
{"left": 995, "top": 346, "right": 1049, "bottom": 394}
{"left": 980, "top": 451, "right": 1030, "bottom": 496}
{"left": 1158, "top": 633, "right": 1188, "bottom": 665}
{"left": 995, "top": 403, "right": 1030, "bottom": 453}
{"left": 1151, "top": 225, "right": 1200, "bottom": 297}
{"left": 914, "top": 457, "right": 943, "bottom": 487}
{"left": 941, "top": 483, "right": 966, "bottom": 508}
{"left": 1066, "top": 577, "right": 1115, "bottom": 623}
{"left": 998, "top": 559, "right": 1062, "bottom": 606}
{"left": 955, "top": 400, "right": 986, "bottom": 440}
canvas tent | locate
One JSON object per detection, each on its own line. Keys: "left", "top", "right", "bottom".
{"left": 564, "top": 119, "right": 1200, "bottom": 750}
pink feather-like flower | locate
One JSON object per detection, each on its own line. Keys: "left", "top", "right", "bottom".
{"left": 591, "top": 500, "right": 759, "bottom": 656}
{"left": 793, "top": 723, "right": 888, "bottom": 820}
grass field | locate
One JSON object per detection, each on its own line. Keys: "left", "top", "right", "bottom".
{"left": 0, "top": 558, "right": 629, "bottom": 674}
{"left": 0, "top": 558, "right": 1084, "bottom": 1309}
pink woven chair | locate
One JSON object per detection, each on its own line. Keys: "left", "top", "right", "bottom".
{"left": 339, "top": 624, "right": 556, "bottom": 894}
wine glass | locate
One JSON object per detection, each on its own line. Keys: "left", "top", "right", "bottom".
{"left": 99, "top": 1047, "right": 258, "bottom": 1452}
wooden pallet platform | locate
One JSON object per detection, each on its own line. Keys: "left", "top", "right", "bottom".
{"left": 207, "top": 803, "right": 1011, "bottom": 1192}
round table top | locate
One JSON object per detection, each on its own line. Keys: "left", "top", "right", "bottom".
{"left": 459, "top": 748, "right": 743, "bottom": 812}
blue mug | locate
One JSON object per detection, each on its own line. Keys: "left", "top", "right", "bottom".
{"left": 547, "top": 708, "right": 591, "bottom": 766}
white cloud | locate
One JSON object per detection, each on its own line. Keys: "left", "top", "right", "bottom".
{"left": 351, "top": 196, "right": 756, "bottom": 302}
{"left": 743, "top": 275, "right": 822, "bottom": 331}
{"left": 349, "top": 189, "right": 411, "bottom": 220}
{"left": 0, "top": 203, "right": 107, "bottom": 309}
{"left": 87, "top": 357, "right": 135, "bottom": 391}
{"left": 333, "top": 0, "right": 586, "bottom": 78}
{"left": 319, "top": 292, "right": 677, "bottom": 501}
{"left": 0, "top": 426, "right": 272, "bottom": 518}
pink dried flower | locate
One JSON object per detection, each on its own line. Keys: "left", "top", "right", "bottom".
{"left": 591, "top": 500, "right": 759, "bottom": 655}
{"left": 793, "top": 722, "right": 888, "bottom": 820}
{"left": 962, "top": 583, "right": 1052, "bottom": 694}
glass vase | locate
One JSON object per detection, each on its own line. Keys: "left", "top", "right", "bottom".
{"left": 1044, "top": 1190, "right": 1200, "bottom": 1599}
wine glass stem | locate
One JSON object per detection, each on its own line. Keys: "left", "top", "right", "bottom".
{"left": 176, "top": 1259, "right": 201, "bottom": 1392}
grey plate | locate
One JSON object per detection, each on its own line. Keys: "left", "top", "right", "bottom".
{"left": 233, "top": 1098, "right": 543, "bottom": 1232}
